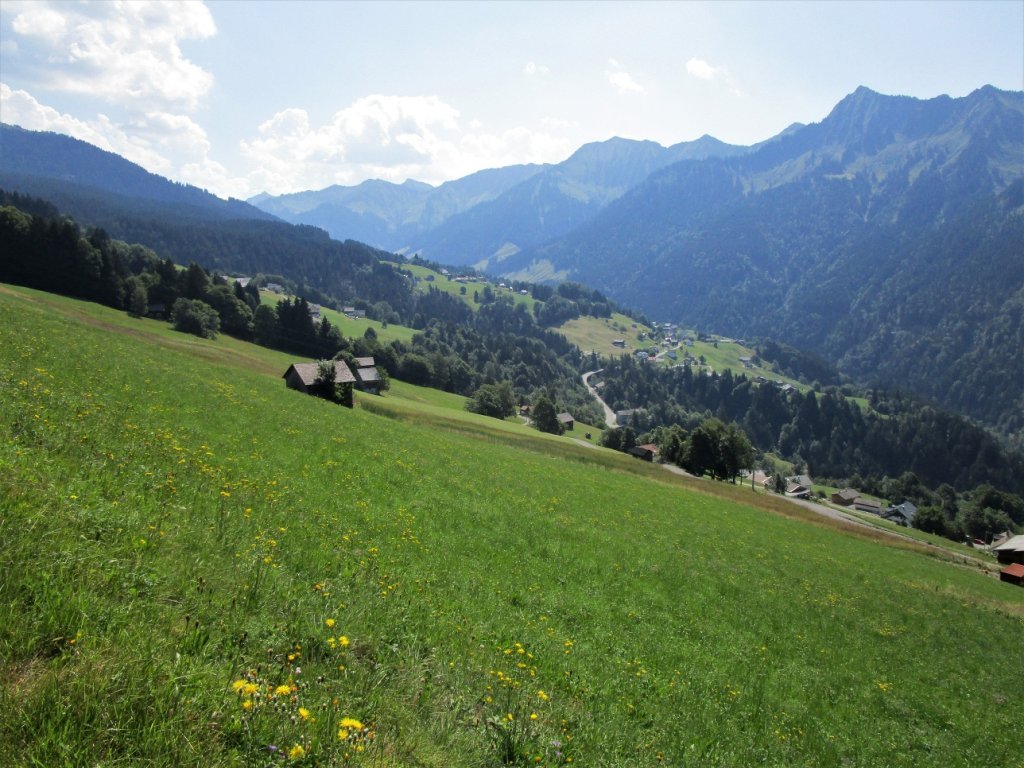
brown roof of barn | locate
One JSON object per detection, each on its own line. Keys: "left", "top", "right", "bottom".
{"left": 283, "top": 360, "right": 356, "bottom": 386}
{"left": 1000, "top": 563, "right": 1024, "bottom": 578}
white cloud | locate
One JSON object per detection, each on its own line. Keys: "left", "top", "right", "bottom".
{"left": 238, "top": 94, "right": 574, "bottom": 195}
{"left": 605, "top": 59, "right": 644, "bottom": 94}
{"left": 6, "top": 0, "right": 215, "bottom": 110}
{"left": 686, "top": 57, "right": 720, "bottom": 81}
{"left": 523, "top": 61, "right": 550, "bottom": 76}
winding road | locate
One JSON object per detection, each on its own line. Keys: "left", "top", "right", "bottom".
{"left": 582, "top": 370, "right": 617, "bottom": 428}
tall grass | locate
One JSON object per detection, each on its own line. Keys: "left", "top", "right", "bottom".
{"left": 1, "top": 285, "right": 1021, "bottom": 767}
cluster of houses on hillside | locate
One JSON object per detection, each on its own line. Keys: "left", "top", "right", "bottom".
{"left": 829, "top": 488, "right": 919, "bottom": 526}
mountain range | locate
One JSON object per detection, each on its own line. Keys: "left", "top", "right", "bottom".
{"left": 1, "top": 86, "right": 1022, "bottom": 447}
{"left": 250, "top": 134, "right": 748, "bottom": 266}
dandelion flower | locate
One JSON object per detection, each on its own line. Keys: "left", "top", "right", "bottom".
{"left": 338, "top": 635, "right": 350, "bottom": 647}
{"left": 339, "top": 717, "right": 363, "bottom": 730}
{"left": 337, "top": 728, "right": 349, "bottom": 741}
{"left": 298, "top": 707, "right": 310, "bottom": 720}
{"left": 275, "top": 684, "right": 292, "bottom": 697}
{"left": 326, "top": 618, "right": 335, "bottom": 628}
{"left": 231, "top": 679, "right": 247, "bottom": 693}
{"left": 288, "top": 743, "right": 305, "bottom": 759}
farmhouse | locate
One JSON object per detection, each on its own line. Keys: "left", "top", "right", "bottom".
{"left": 993, "top": 534, "right": 1024, "bottom": 565}
{"left": 283, "top": 360, "right": 356, "bottom": 406}
{"left": 853, "top": 497, "right": 884, "bottom": 515}
{"left": 786, "top": 483, "right": 810, "bottom": 499}
{"left": 832, "top": 488, "right": 860, "bottom": 506}
{"left": 629, "top": 443, "right": 658, "bottom": 461}
{"left": 883, "top": 502, "right": 917, "bottom": 526}
{"left": 612, "top": 339, "right": 626, "bottom": 348}
{"left": 557, "top": 412, "right": 575, "bottom": 431}
{"left": 354, "top": 366, "right": 382, "bottom": 395}
{"left": 786, "top": 474, "right": 813, "bottom": 498}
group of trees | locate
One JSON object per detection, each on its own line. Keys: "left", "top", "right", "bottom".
{"left": 597, "top": 354, "right": 1024, "bottom": 496}
{"left": 601, "top": 419, "right": 753, "bottom": 481}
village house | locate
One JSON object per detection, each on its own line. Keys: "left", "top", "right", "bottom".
{"left": 629, "top": 444, "right": 658, "bottom": 461}
{"left": 557, "top": 412, "right": 575, "bottom": 431}
{"left": 786, "top": 474, "right": 813, "bottom": 498}
{"left": 993, "top": 534, "right": 1024, "bottom": 565}
{"left": 883, "top": 501, "right": 917, "bottom": 526}
{"left": 831, "top": 488, "right": 860, "bottom": 506}
{"left": 786, "top": 482, "right": 811, "bottom": 499}
{"left": 853, "top": 497, "right": 884, "bottom": 515}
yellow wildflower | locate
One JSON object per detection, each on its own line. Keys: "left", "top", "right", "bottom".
{"left": 298, "top": 707, "right": 310, "bottom": 720}
{"left": 242, "top": 699, "right": 253, "bottom": 711}
{"left": 339, "top": 717, "right": 363, "bottom": 730}
{"left": 231, "top": 679, "right": 247, "bottom": 693}
{"left": 274, "top": 684, "right": 292, "bottom": 697}
{"left": 326, "top": 618, "right": 335, "bottom": 628}
{"left": 337, "top": 728, "right": 349, "bottom": 741}
{"left": 288, "top": 743, "right": 305, "bottom": 759}
{"left": 338, "top": 635, "right": 350, "bottom": 647}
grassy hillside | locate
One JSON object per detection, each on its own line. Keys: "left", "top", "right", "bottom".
{"left": 1, "top": 284, "right": 1021, "bottom": 767}
{"left": 386, "top": 262, "right": 539, "bottom": 313}
{"left": 555, "top": 315, "right": 651, "bottom": 357}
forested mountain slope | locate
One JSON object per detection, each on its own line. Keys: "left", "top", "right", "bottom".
{"left": 507, "top": 86, "right": 1024, "bottom": 444}
{"left": 0, "top": 124, "right": 272, "bottom": 222}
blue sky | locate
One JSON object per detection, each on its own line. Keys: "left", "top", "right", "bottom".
{"left": 1, "top": 0, "right": 1021, "bottom": 199}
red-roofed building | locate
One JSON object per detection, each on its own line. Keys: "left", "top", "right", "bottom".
{"left": 999, "top": 563, "right": 1024, "bottom": 586}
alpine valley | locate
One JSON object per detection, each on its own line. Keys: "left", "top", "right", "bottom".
{"left": 248, "top": 87, "right": 1024, "bottom": 446}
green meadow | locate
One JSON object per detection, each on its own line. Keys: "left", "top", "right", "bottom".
{"left": 385, "top": 263, "right": 539, "bottom": 313}
{"left": 259, "top": 290, "right": 417, "bottom": 346}
{"left": 555, "top": 315, "right": 652, "bottom": 358}
{"left": 1, "top": 284, "right": 1022, "bottom": 768}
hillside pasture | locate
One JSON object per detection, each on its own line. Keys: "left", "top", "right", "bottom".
{"left": 386, "top": 262, "right": 539, "bottom": 313}
{"left": 1, "top": 284, "right": 1021, "bottom": 768}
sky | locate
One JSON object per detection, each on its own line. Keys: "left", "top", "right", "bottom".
{"left": 1, "top": 0, "right": 1021, "bottom": 200}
